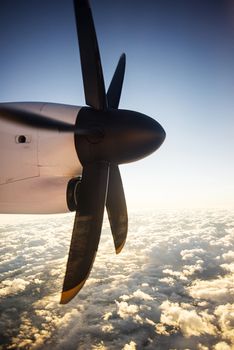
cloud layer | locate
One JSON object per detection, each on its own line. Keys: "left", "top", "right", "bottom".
{"left": 0, "top": 209, "right": 233, "bottom": 349}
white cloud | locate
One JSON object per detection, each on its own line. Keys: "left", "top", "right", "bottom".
{"left": 132, "top": 289, "right": 153, "bottom": 301}
{"left": 102, "top": 312, "right": 112, "bottom": 321}
{"left": 180, "top": 248, "right": 205, "bottom": 261}
{"left": 0, "top": 278, "right": 29, "bottom": 297}
{"left": 182, "top": 262, "right": 203, "bottom": 276}
{"left": 122, "top": 341, "right": 137, "bottom": 350}
{"left": 101, "top": 324, "right": 114, "bottom": 333}
{"left": 215, "top": 304, "right": 234, "bottom": 345}
{"left": 1, "top": 210, "right": 234, "bottom": 349}
{"left": 187, "top": 275, "right": 234, "bottom": 303}
{"left": 115, "top": 301, "right": 139, "bottom": 320}
{"left": 158, "top": 300, "right": 217, "bottom": 337}
{"left": 119, "top": 289, "right": 153, "bottom": 302}
{"left": 162, "top": 268, "right": 188, "bottom": 280}
{"left": 213, "top": 342, "right": 232, "bottom": 350}
{"left": 222, "top": 250, "right": 234, "bottom": 261}
{"left": 221, "top": 263, "right": 234, "bottom": 273}
{"left": 159, "top": 276, "right": 175, "bottom": 285}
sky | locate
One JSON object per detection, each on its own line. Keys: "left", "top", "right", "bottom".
{"left": 0, "top": 0, "right": 234, "bottom": 212}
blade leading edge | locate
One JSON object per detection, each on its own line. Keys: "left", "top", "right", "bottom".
{"left": 107, "top": 53, "right": 126, "bottom": 109}
{"left": 106, "top": 164, "right": 128, "bottom": 254}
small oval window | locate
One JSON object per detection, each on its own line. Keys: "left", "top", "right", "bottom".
{"left": 18, "top": 135, "right": 26, "bottom": 143}
{"left": 15, "top": 135, "right": 31, "bottom": 144}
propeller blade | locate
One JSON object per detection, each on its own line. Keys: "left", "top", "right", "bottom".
{"left": 106, "top": 164, "right": 128, "bottom": 254}
{"left": 0, "top": 105, "right": 97, "bottom": 135}
{"left": 107, "top": 54, "right": 126, "bottom": 109}
{"left": 74, "top": 0, "right": 107, "bottom": 110}
{"left": 60, "top": 162, "right": 109, "bottom": 304}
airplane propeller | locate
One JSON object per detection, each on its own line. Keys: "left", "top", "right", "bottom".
{"left": 62, "top": 0, "right": 166, "bottom": 303}
{"left": 0, "top": 0, "right": 166, "bottom": 304}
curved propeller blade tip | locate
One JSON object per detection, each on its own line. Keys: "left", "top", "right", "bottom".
{"left": 115, "top": 240, "right": 126, "bottom": 254}
{"left": 60, "top": 280, "right": 86, "bottom": 304}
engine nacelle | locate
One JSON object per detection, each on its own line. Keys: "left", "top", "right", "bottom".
{"left": 0, "top": 102, "right": 83, "bottom": 214}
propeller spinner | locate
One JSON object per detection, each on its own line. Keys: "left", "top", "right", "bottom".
{"left": 0, "top": 0, "right": 166, "bottom": 303}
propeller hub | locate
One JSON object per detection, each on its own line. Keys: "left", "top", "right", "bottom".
{"left": 75, "top": 107, "right": 166, "bottom": 165}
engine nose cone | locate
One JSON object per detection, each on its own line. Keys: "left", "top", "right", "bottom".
{"left": 115, "top": 110, "right": 166, "bottom": 163}
{"left": 138, "top": 114, "right": 166, "bottom": 156}
{"left": 75, "top": 107, "right": 166, "bottom": 165}
{"left": 151, "top": 118, "right": 166, "bottom": 150}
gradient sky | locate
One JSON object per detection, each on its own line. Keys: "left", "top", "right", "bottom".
{"left": 0, "top": 0, "right": 234, "bottom": 210}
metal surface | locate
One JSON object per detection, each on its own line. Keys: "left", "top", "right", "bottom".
{"left": 61, "top": 162, "right": 109, "bottom": 304}
{"left": 0, "top": 103, "right": 82, "bottom": 213}
{"left": 107, "top": 54, "right": 126, "bottom": 109}
{"left": 106, "top": 164, "right": 128, "bottom": 253}
{"left": 73, "top": 0, "right": 107, "bottom": 110}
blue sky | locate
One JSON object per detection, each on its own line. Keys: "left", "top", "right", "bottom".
{"left": 0, "top": 0, "right": 234, "bottom": 210}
